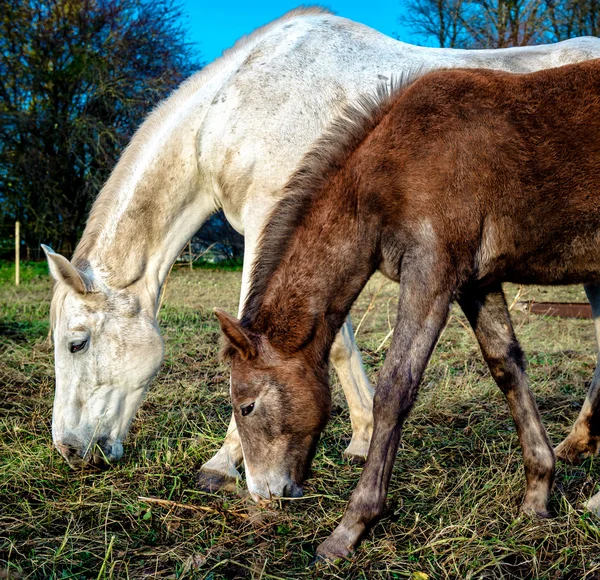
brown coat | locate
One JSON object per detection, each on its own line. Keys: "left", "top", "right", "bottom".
{"left": 218, "top": 60, "right": 600, "bottom": 559}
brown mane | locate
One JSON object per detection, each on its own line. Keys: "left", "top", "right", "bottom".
{"left": 241, "top": 72, "right": 422, "bottom": 329}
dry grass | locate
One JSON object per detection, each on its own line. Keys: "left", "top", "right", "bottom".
{"left": 1, "top": 265, "right": 600, "bottom": 578}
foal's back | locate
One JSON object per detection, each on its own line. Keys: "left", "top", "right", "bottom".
{"left": 375, "top": 59, "right": 600, "bottom": 286}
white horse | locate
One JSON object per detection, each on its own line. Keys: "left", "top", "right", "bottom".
{"left": 44, "top": 7, "right": 600, "bottom": 502}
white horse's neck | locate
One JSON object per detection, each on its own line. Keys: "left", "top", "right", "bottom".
{"left": 73, "top": 8, "right": 331, "bottom": 312}
{"left": 75, "top": 71, "right": 219, "bottom": 304}
{"left": 73, "top": 78, "right": 215, "bottom": 312}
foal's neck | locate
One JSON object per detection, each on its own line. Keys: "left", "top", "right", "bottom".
{"left": 245, "top": 181, "right": 379, "bottom": 358}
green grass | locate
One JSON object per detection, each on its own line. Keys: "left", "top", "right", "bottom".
{"left": 191, "top": 258, "right": 243, "bottom": 271}
{"left": 0, "top": 260, "right": 49, "bottom": 285}
{"left": 2, "top": 264, "right": 600, "bottom": 578}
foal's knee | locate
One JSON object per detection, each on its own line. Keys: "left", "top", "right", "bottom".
{"left": 487, "top": 343, "right": 527, "bottom": 393}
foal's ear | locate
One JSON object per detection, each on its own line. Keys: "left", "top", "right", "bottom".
{"left": 41, "top": 244, "right": 88, "bottom": 295}
{"left": 214, "top": 308, "right": 257, "bottom": 360}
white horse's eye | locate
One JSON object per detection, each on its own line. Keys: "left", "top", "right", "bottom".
{"left": 240, "top": 402, "right": 255, "bottom": 417}
{"left": 69, "top": 339, "right": 88, "bottom": 354}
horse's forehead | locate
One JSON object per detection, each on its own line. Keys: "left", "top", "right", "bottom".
{"left": 59, "top": 290, "right": 138, "bottom": 329}
{"left": 231, "top": 357, "right": 276, "bottom": 390}
{"left": 231, "top": 349, "right": 300, "bottom": 392}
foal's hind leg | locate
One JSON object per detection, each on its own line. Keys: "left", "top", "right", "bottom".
{"left": 555, "top": 284, "right": 600, "bottom": 464}
{"left": 459, "top": 286, "right": 555, "bottom": 516}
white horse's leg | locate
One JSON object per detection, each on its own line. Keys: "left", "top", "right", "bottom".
{"left": 197, "top": 205, "right": 266, "bottom": 490}
{"left": 330, "top": 317, "right": 374, "bottom": 461}
{"left": 198, "top": 201, "right": 375, "bottom": 488}
{"left": 556, "top": 284, "right": 600, "bottom": 464}
{"left": 585, "top": 488, "right": 600, "bottom": 516}
{"left": 196, "top": 413, "right": 242, "bottom": 489}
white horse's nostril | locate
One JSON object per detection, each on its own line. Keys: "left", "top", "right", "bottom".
{"left": 56, "top": 437, "right": 82, "bottom": 458}
{"left": 55, "top": 442, "right": 73, "bottom": 457}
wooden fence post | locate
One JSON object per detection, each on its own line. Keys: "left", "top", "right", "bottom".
{"left": 189, "top": 240, "right": 193, "bottom": 271}
{"left": 15, "top": 221, "right": 20, "bottom": 286}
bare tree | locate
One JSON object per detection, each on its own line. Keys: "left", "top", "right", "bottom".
{"left": 403, "top": 0, "right": 596, "bottom": 48}
{"left": 546, "top": 0, "right": 600, "bottom": 38}
{"left": 462, "top": 0, "right": 551, "bottom": 48}
{"left": 405, "top": 0, "right": 468, "bottom": 47}
{"left": 0, "top": 0, "right": 201, "bottom": 254}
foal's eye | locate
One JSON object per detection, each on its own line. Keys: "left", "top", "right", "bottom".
{"left": 240, "top": 402, "right": 255, "bottom": 417}
{"left": 69, "top": 340, "right": 88, "bottom": 353}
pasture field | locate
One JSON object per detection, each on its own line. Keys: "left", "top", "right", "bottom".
{"left": 2, "top": 263, "right": 600, "bottom": 579}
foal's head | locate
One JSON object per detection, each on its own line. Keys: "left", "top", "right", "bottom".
{"left": 216, "top": 309, "right": 331, "bottom": 500}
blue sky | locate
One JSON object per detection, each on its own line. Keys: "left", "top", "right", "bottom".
{"left": 180, "top": 1, "right": 424, "bottom": 64}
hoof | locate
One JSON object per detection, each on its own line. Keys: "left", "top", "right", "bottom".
{"left": 520, "top": 502, "right": 551, "bottom": 519}
{"left": 316, "top": 535, "right": 354, "bottom": 562}
{"left": 555, "top": 436, "right": 597, "bottom": 465}
{"left": 343, "top": 451, "right": 367, "bottom": 466}
{"left": 310, "top": 553, "right": 343, "bottom": 568}
{"left": 585, "top": 491, "right": 600, "bottom": 517}
{"left": 196, "top": 469, "right": 239, "bottom": 493}
{"left": 342, "top": 437, "right": 370, "bottom": 465}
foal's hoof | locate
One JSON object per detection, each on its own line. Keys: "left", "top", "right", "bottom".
{"left": 196, "top": 469, "right": 239, "bottom": 493}
{"left": 310, "top": 553, "right": 343, "bottom": 568}
{"left": 520, "top": 502, "right": 551, "bottom": 520}
{"left": 555, "top": 436, "right": 598, "bottom": 465}
{"left": 316, "top": 536, "right": 353, "bottom": 563}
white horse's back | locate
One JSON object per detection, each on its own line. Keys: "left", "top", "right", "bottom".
{"left": 198, "top": 12, "right": 600, "bottom": 230}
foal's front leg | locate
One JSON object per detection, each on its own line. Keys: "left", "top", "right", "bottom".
{"left": 317, "top": 265, "right": 452, "bottom": 560}
{"left": 459, "top": 286, "right": 555, "bottom": 516}
{"left": 555, "top": 284, "right": 600, "bottom": 464}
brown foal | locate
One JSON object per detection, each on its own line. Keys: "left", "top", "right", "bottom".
{"left": 216, "top": 60, "right": 600, "bottom": 558}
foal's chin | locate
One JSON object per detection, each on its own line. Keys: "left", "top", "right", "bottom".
{"left": 245, "top": 439, "right": 319, "bottom": 503}
{"left": 248, "top": 476, "right": 304, "bottom": 503}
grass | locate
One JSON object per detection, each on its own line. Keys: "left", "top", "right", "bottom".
{"left": 1, "top": 263, "right": 600, "bottom": 578}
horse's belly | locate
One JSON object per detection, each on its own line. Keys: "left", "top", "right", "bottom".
{"left": 480, "top": 244, "right": 600, "bottom": 286}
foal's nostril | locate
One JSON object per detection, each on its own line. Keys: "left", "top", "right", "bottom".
{"left": 283, "top": 481, "right": 303, "bottom": 498}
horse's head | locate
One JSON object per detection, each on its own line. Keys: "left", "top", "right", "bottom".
{"left": 216, "top": 309, "right": 331, "bottom": 500}
{"left": 44, "top": 246, "right": 164, "bottom": 467}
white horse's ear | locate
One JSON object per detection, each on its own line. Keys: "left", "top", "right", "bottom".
{"left": 41, "top": 245, "right": 88, "bottom": 294}
{"left": 214, "top": 308, "right": 257, "bottom": 360}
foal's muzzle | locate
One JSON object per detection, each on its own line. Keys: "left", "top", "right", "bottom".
{"left": 283, "top": 481, "right": 304, "bottom": 498}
